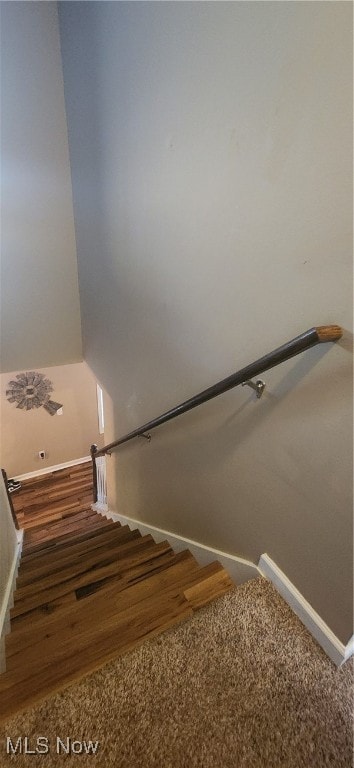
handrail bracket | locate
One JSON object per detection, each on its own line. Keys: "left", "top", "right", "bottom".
{"left": 242, "top": 379, "right": 266, "bottom": 399}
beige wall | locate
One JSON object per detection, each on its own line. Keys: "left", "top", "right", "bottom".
{"left": 60, "top": 2, "right": 353, "bottom": 643}
{"left": 0, "top": 2, "right": 82, "bottom": 373}
{"left": 0, "top": 362, "right": 103, "bottom": 477}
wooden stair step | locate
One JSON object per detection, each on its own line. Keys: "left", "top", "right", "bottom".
{"left": 15, "top": 478, "right": 89, "bottom": 500}
{"left": 23, "top": 509, "right": 99, "bottom": 542}
{"left": 18, "top": 523, "right": 127, "bottom": 575}
{"left": 21, "top": 519, "right": 118, "bottom": 558}
{"left": 15, "top": 499, "right": 93, "bottom": 529}
{"left": 16, "top": 528, "right": 148, "bottom": 599}
{"left": 14, "top": 469, "right": 92, "bottom": 493}
{"left": 22, "top": 518, "right": 106, "bottom": 549}
{"left": 11, "top": 463, "right": 93, "bottom": 531}
{"left": 24, "top": 516, "right": 108, "bottom": 551}
{"left": 22, "top": 508, "right": 97, "bottom": 539}
{"left": 22, "top": 508, "right": 97, "bottom": 537}
{"left": 183, "top": 567, "right": 234, "bottom": 609}
{"left": 0, "top": 593, "right": 192, "bottom": 721}
{"left": 15, "top": 490, "right": 92, "bottom": 523}
{"left": 10, "top": 591, "right": 78, "bottom": 633}
{"left": 13, "top": 485, "right": 93, "bottom": 516}
{"left": 7, "top": 551, "right": 200, "bottom": 656}
{"left": 1, "top": 563, "right": 232, "bottom": 720}
{"left": 7, "top": 583, "right": 193, "bottom": 676}
{"left": 45, "top": 482, "right": 94, "bottom": 502}
{"left": 13, "top": 463, "right": 91, "bottom": 491}
{"left": 8, "top": 559, "right": 226, "bottom": 658}
{"left": 17, "top": 525, "right": 141, "bottom": 587}
{"left": 20, "top": 520, "right": 121, "bottom": 562}
{"left": 14, "top": 478, "right": 92, "bottom": 503}
{"left": 11, "top": 537, "right": 171, "bottom": 617}
{"left": 10, "top": 546, "right": 186, "bottom": 631}
{"left": 17, "top": 503, "right": 94, "bottom": 531}
{"left": 1, "top": 462, "right": 234, "bottom": 724}
{"left": 14, "top": 487, "right": 91, "bottom": 510}
{"left": 8, "top": 550, "right": 199, "bottom": 642}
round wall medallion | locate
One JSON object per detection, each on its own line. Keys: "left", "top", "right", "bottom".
{"left": 6, "top": 372, "right": 62, "bottom": 415}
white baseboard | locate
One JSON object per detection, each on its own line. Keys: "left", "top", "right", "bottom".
{"left": 343, "top": 635, "right": 354, "bottom": 664}
{"left": 95, "top": 511, "right": 352, "bottom": 667}
{"left": 101, "top": 510, "right": 260, "bottom": 585}
{"left": 258, "top": 553, "right": 352, "bottom": 667}
{"left": 0, "top": 529, "right": 23, "bottom": 673}
{"left": 14, "top": 456, "right": 91, "bottom": 482}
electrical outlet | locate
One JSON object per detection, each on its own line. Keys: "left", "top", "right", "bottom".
{"left": 38, "top": 450, "right": 46, "bottom": 460}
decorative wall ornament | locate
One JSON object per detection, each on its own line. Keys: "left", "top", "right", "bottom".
{"left": 6, "top": 372, "right": 63, "bottom": 415}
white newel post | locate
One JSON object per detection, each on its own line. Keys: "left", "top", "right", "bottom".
{"left": 93, "top": 455, "right": 108, "bottom": 513}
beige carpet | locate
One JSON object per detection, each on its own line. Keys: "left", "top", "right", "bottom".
{"left": 0, "top": 577, "right": 352, "bottom": 767}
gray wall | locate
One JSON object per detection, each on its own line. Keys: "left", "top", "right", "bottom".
{"left": 59, "top": 1, "right": 353, "bottom": 643}
{"left": 1, "top": 2, "right": 82, "bottom": 373}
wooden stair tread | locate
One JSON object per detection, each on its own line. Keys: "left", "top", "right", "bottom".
{"left": 11, "top": 463, "right": 93, "bottom": 531}
{"left": 16, "top": 476, "right": 91, "bottom": 496}
{"left": 18, "top": 522, "right": 128, "bottom": 575}
{"left": 7, "top": 553, "right": 199, "bottom": 656}
{"left": 1, "top": 564, "right": 232, "bottom": 718}
{"left": 13, "top": 463, "right": 91, "bottom": 489}
{"left": 10, "top": 546, "right": 184, "bottom": 630}
{"left": 16, "top": 494, "right": 92, "bottom": 531}
{"left": 14, "top": 485, "right": 92, "bottom": 508}
{"left": 23, "top": 509, "right": 99, "bottom": 541}
{"left": 16, "top": 526, "right": 142, "bottom": 589}
{"left": 0, "top": 594, "right": 192, "bottom": 720}
{"left": 21, "top": 520, "right": 120, "bottom": 560}
{"left": 13, "top": 479, "right": 92, "bottom": 504}
{"left": 16, "top": 532, "right": 161, "bottom": 601}
{"left": 7, "top": 559, "right": 225, "bottom": 656}
{"left": 22, "top": 516, "right": 111, "bottom": 553}
{"left": 9, "top": 550, "right": 196, "bottom": 638}
{"left": 16, "top": 492, "right": 93, "bottom": 517}
{"left": 11, "top": 537, "right": 172, "bottom": 617}
{"left": 23, "top": 511, "right": 99, "bottom": 539}
{"left": 5, "top": 594, "right": 191, "bottom": 679}
{"left": 1, "top": 463, "right": 234, "bottom": 722}
{"left": 13, "top": 466, "right": 92, "bottom": 491}
{"left": 21, "top": 521, "right": 115, "bottom": 557}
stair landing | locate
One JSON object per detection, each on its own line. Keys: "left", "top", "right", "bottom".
{"left": 1, "top": 464, "right": 233, "bottom": 721}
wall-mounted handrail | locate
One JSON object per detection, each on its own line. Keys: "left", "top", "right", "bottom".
{"left": 92, "top": 325, "right": 342, "bottom": 463}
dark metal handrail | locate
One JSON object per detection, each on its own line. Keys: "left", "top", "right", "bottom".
{"left": 91, "top": 325, "right": 342, "bottom": 465}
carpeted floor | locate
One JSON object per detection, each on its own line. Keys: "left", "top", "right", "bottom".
{"left": 0, "top": 577, "right": 352, "bottom": 767}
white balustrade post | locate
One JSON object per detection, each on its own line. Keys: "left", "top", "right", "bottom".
{"left": 93, "top": 455, "right": 108, "bottom": 513}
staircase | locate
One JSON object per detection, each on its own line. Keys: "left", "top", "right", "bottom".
{"left": 0, "top": 463, "right": 233, "bottom": 720}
